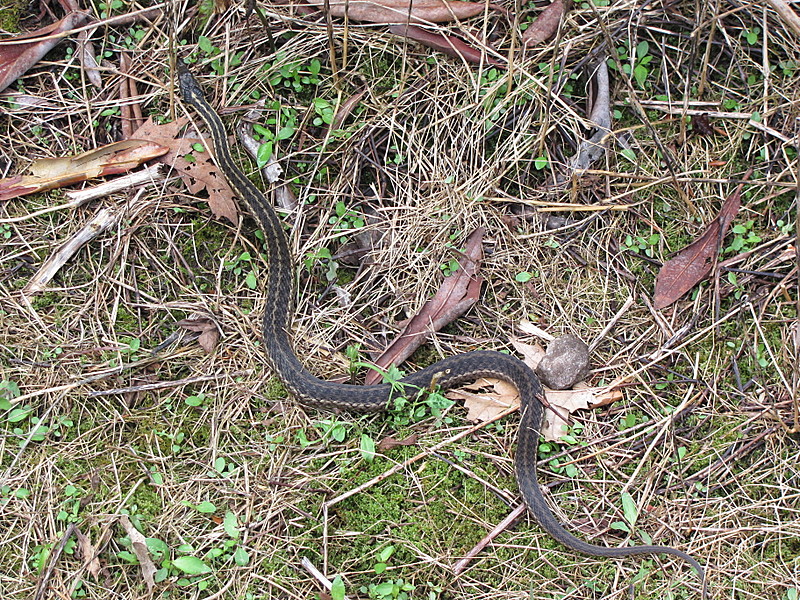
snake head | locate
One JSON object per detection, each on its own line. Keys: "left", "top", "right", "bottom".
{"left": 176, "top": 63, "right": 205, "bottom": 105}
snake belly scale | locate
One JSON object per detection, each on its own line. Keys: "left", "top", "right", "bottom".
{"left": 177, "top": 64, "right": 705, "bottom": 596}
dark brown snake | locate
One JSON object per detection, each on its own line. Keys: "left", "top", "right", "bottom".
{"left": 177, "top": 63, "right": 706, "bottom": 597}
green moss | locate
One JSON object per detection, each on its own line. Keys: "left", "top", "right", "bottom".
{"left": 0, "top": 0, "right": 25, "bottom": 32}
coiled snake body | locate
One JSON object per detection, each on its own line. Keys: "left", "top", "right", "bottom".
{"left": 177, "top": 64, "right": 705, "bottom": 595}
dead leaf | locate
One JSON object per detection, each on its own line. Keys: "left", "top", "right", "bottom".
{"left": 119, "top": 515, "right": 156, "bottom": 592}
{"left": 539, "top": 386, "right": 623, "bottom": 441}
{"left": 332, "top": 87, "right": 367, "bottom": 130}
{"left": 0, "top": 12, "right": 89, "bottom": 93}
{"left": 130, "top": 118, "right": 240, "bottom": 225}
{"left": 539, "top": 387, "right": 590, "bottom": 441}
{"left": 508, "top": 336, "right": 545, "bottom": 370}
{"left": 653, "top": 170, "right": 751, "bottom": 309}
{"left": 307, "top": 0, "right": 505, "bottom": 24}
{"left": 447, "top": 377, "right": 520, "bottom": 422}
{"left": 691, "top": 113, "right": 714, "bottom": 136}
{"left": 377, "top": 433, "right": 419, "bottom": 451}
{"left": 74, "top": 528, "right": 102, "bottom": 580}
{"left": 389, "top": 24, "right": 505, "bottom": 67}
{"left": 365, "top": 227, "right": 484, "bottom": 384}
{"left": 0, "top": 140, "right": 169, "bottom": 201}
{"left": 522, "top": 0, "right": 567, "bottom": 47}
{"left": 517, "top": 319, "right": 556, "bottom": 341}
{"left": 177, "top": 317, "right": 221, "bottom": 352}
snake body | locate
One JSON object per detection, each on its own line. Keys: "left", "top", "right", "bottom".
{"left": 177, "top": 64, "right": 705, "bottom": 594}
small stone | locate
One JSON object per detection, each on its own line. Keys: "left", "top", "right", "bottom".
{"left": 534, "top": 334, "right": 591, "bottom": 390}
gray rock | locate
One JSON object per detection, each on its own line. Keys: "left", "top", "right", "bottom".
{"left": 535, "top": 334, "right": 591, "bottom": 390}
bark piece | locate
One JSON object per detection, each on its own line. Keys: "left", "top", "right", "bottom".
{"left": 0, "top": 140, "right": 168, "bottom": 201}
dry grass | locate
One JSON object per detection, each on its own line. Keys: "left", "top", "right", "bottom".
{"left": 1, "top": 1, "right": 798, "bottom": 599}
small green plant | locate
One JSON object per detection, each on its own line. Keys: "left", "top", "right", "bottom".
{"left": 622, "top": 233, "right": 660, "bottom": 257}
{"left": 741, "top": 26, "right": 761, "bottom": 45}
{"left": 40, "top": 345, "right": 63, "bottom": 361}
{"left": 265, "top": 54, "right": 322, "bottom": 93}
{"left": 155, "top": 429, "right": 185, "bottom": 454}
{"left": 360, "top": 434, "right": 376, "bottom": 462}
{"left": 619, "top": 411, "right": 638, "bottom": 430}
{"left": 184, "top": 392, "right": 208, "bottom": 408}
{"left": 312, "top": 98, "right": 335, "bottom": 126}
{"left": 314, "top": 417, "right": 349, "bottom": 443}
{"left": 225, "top": 251, "right": 258, "bottom": 289}
{"left": 609, "top": 41, "right": 653, "bottom": 88}
{"left": 609, "top": 491, "right": 640, "bottom": 534}
{"left": 331, "top": 575, "right": 346, "bottom": 600}
{"left": 196, "top": 35, "right": 243, "bottom": 76}
{"left": 97, "top": 0, "right": 123, "bottom": 19}
{"left": 534, "top": 155, "right": 549, "bottom": 170}
{"left": 345, "top": 343, "right": 362, "bottom": 377}
{"left": 726, "top": 271, "right": 745, "bottom": 299}
{"left": 439, "top": 257, "right": 461, "bottom": 277}
{"left": 373, "top": 545, "right": 395, "bottom": 574}
{"left": 388, "top": 384, "right": 454, "bottom": 430}
{"left": 57, "top": 484, "right": 83, "bottom": 523}
{"left": 361, "top": 578, "right": 415, "bottom": 600}
{"left": 515, "top": 270, "right": 538, "bottom": 283}
{"left": 329, "top": 201, "right": 365, "bottom": 242}
{"left": 725, "top": 219, "right": 762, "bottom": 254}
{"left": 207, "top": 456, "right": 237, "bottom": 478}
{"left": 253, "top": 109, "right": 296, "bottom": 167}
{"left": 303, "top": 247, "right": 338, "bottom": 282}
{"left": 1, "top": 223, "right": 12, "bottom": 239}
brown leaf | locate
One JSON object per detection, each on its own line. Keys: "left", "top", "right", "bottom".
{"left": 389, "top": 24, "right": 505, "bottom": 67}
{"left": 119, "top": 515, "right": 156, "bottom": 592}
{"left": 653, "top": 170, "right": 751, "bottom": 309}
{"left": 0, "top": 140, "right": 169, "bottom": 201}
{"left": 365, "top": 227, "right": 484, "bottom": 384}
{"left": 309, "top": 0, "right": 505, "bottom": 24}
{"left": 377, "top": 433, "right": 419, "bottom": 451}
{"left": 74, "top": 528, "right": 102, "bottom": 580}
{"left": 691, "top": 113, "right": 714, "bottom": 136}
{"left": 130, "top": 118, "right": 240, "bottom": 225}
{"left": 447, "top": 377, "right": 520, "bottom": 422}
{"left": 522, "top": 0, "right": 567, "bottom": 47}
{"left": 0, "top": 12, "right": 89, "bottom": 93}
{"left": 177, "top": 317, "right": 221, "bottom": 352}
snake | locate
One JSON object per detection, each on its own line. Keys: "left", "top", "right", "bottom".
{"left": 177, "top": 63, "right": 706, "bottom": 596}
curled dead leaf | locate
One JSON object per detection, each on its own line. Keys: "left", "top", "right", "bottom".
{"left": 365, "top": 227, "right": 484, "bottom": 385}
{"left": 377, "top": 433, "right": 419, "bottom": 451}
{"left": 119, "top": 515, "right": 156, "bottom": 592}
{"left": 522, "top": 0, "right": 567, "bottom": 48}
{"left": 308, "top": 0, "right": 505, "bottom": 24}
{"left": 653, "top": 170, "right": 751, "bottom": 309}
{"left": 74, "top": 528, "right": 102, "bottom": 580}
{"left": 390, "top": 24, "right": 504, "bottom": 66}
{"left": 130, "top": 117, "right": 240, "bottom": 225}
{"left": 177, "top": 317, "right": 221, "bottom": 353}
